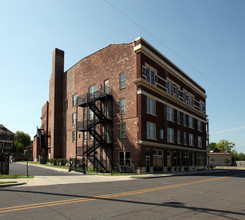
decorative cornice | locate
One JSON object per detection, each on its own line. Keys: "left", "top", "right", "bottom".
{"left": 134, "top": 78, "right": 208, "bottom": 120}
{"left": 136, "top": 140, "right": 208, "bottom": 153}
{"left": 134, "top": 43, "right": 207, "bottom": 99}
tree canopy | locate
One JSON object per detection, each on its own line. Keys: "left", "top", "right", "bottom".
{"left": 209, "top": 139, "right": 235, "bottom": 153}
{"left": 14, "top": 131, "right": 31, "bottom": 154}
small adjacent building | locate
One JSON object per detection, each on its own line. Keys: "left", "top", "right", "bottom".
{"left": 0, "top": 124, "right": 14, "bottom": 174}
{"left": 209, "top": 152, "right": 232, "bottom": 166}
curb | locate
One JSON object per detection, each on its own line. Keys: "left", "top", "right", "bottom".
{"left": 0, "top": 182, "right": 26, "bottom": 188}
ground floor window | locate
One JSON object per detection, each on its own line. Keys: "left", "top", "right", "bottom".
{"left": 119, "top": 152, "right": 130, "bottom": 166}
{"left": 196, "top": 153, "right": 205, "bottom": 166}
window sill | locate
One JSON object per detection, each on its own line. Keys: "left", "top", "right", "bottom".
{"left": 147, "top": 137, "right": 157, "bottom": 141}
{"left": 146, "top": 112, "right": 157, "bottom": 117}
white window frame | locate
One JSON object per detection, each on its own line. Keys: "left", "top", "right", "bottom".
{"left": 189, "top": 134, "right": 194, "bottom": 146}
{"left": 147, "top": 122, "right": 156, "bottom": 139}
{"left": 120, "top": 73, "right": 126, "bottom": 89}
{"left": 188, "top": 94, "right": 194, "bottom": 107}
{"left": 198, "top": 136, "right": 202, "bottom": 148}
{"left": 167, "top": 106, "right": 174, "bottom": 122}
{"left": 72, "top": 94, "right": 78, "bottom": 106}
{"left": 189, "top": 116, "right": 194, "bottom": 129}
{"left": 197, "top": 120, "right": 202, "bottom": 132}
{"left": 145, "top": 64, "right": 156, "bottom": 85}
{"left": 177, "top": 130, "right": 181, "bottom": 144}
{"left": 119, "top": 152, "right": 130, "bottom": 166}
{"left": 120, "top": 98, "right": 126, "bottom": 115}
{"left": 72, "top": 131, "right": 76, "bottom": 143}
{"left": 72, "top": 112, "right": 77, "bottom": 125}
{"left": 146, "top": 97, "right": 156, "bottom": 115}
{"left": 167, "top": 127, "right": 174, "bottom": 143}
{"left": 160, "top": 129, "right": 164, "bottom": 139}
{"left": 120, "top": 122, "right": 126, "bottom": 138}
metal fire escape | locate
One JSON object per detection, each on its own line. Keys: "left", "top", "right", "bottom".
{"left": 76, "top": 87, "right": 113, "bottom": 172}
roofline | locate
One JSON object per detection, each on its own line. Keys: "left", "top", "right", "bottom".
{"left": 134, "top": 37, "right": 206, "bottom": 92}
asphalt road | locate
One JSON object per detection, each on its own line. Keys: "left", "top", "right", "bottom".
{"left": 1, "top": 166, "right": 245, "bottom": 219}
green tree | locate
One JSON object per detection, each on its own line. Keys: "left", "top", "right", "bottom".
{"left": 216, "top": 139, "right": 235, "bottom": 153}
{"left": 231, "top": 149, "right": 239, "bottom": 161}
{"left": 209, "top": 142, "right": 218, "bottom": 152}
{"left": 14, "top": 131, "right": 31, "bottom": 154}
{"left": 238, "top": 153, "right": 245, "bottom": 161}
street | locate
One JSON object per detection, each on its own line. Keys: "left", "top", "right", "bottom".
{"left": 0, "top": 164, "right": 245, "bottom": 219}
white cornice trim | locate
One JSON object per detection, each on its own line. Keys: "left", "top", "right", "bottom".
{"left": 136, "top": 140, "right": 208, "bottom": 152}
{"left": 134, "top": 79, "right": 208, "bottom": 121}
{"left": 134, "top": 43, "right": 207, "bottom": 99}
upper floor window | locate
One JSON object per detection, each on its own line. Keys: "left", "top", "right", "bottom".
{"left": 198, "top": 136, "right": 202, "bottom": 148}
{"left": 147, "top": 122, "right": 156, "bottom": 139}
{"left": 120, "top": 122, "right": 126, "bottom": 138}
{"left": 175, "top": 86, "right": 179, "bottom": 99}
{"left": 167, "top": 127, "right": 174, "bottom": 143}
{"left": 146, "top": 68, "right": 155, "bottom": 85}
{"left": 177, "top": 111, "right": 180, "bottom": 124}
{"left": 183, "top": 91, "right": 187, "bottom": 103}
{"left": 177, "top": 130, "right": 181, "bottom": 144}
{"left": 120, "top": 98, "right": 126, "bottom": 114}
{"left": 189, "top": 134, "right": 194, "bottom": 146}
{"left": 160, "top": 129, "right": 164, "bottom": 139}
{"left": 120, "top": 73, "right": 126, "bottom": 89}
{"left": 89, "top": 84, "right": 97, "bottom": 98}
{"left": 72, "top": 112, "right": 77, "bottom": 125}
{"left": 167, "top": 107, "right": 174, "bottom": 122}
{"left": 197, "top": 120, "right": 202, "bottom": 131}
{"left": 189, "top": 116, "right": 194, "bottom": 129}
{"left": 72, "top": 94, "right": 78, "bottom": 106}
{"left": 104, "top": 79, "right": 109, "bottom": 94}
{"left": 199, "top": 102, "right": 204, "bottom": 113}
{"left": 188, "top": 94, "right": 194, "bottom": 107}
{"left": 183, "top": 113, "right": 187, "bottom": 126}
{"left": 183, "top": 132, "right": 187, "bottom": 145}
{"left": 146, "top": 97, "right": 156, "bottom": 115}
{"left": 72, "top": 131, "right": 76, "bottom": 143}
{"left": 167, "top": 81, "right": 174, "bottom": 96}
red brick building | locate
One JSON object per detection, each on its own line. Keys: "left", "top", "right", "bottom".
{"left": 34, "top": 37, "right": 209, "bottom": 173}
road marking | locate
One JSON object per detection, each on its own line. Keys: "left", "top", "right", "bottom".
{"left": 0, "top": 174, "right": 242, "bottom": 214}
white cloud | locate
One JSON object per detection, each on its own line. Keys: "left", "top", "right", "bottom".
{"left": 211, "top": 126, "right": 245, "bottom": 134}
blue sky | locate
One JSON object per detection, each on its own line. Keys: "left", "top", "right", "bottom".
{"left": 1, "top": 0, "right": 245, "bottom": 153}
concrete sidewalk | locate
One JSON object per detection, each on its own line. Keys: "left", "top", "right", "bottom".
{"left": 0, "top": 163, "right": 234, "bottom": 188}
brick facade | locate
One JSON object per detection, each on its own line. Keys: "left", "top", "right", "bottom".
{"left": 36, "top": 37, "right": 208, "bottom": 173}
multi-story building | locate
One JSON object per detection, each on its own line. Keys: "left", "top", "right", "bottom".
{"left": 34, "top": 37, "right": 209, "bottom": 173}
{"left": 0, "top": 124, "right": 14, "bottom": 174}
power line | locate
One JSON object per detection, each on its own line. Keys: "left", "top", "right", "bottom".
{"left": 104, "top": 0, "right": 243, "bottom": 105}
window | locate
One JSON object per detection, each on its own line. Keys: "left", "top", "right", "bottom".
{"left": 198, "top": 136, "right": 202, "bottom": 148}
{"left": 153, "top": 149, "right": 163, "bottom": 156}
{"left": 189, "top": 116, "right": 193, "bottom": 128}
{"left": 72, "top": 112, "right": 77, "bottom": 125}
{"left": 183, "top": 132, "right": 187, "bottom": 145}
{"left": 188, "top": 94, "right": 194, "bottom": 107}
{"left": 147, "top": 122, "right": 156, "bottom": 139}
{"left": 189, "top": 134, "right": 194, "bottom": 146}
{"left": 160, "top": 129, "right": 164, "bottom": 139}
{"left": 89, "top": 109, "right": 94, "bottom": 120}
{"left": 167, "top": 127, "right": 174, "bottom": 143}
{"left": 72, "top": 94, "right": 78, "bottom": 106}
{"left": 120, "top": 98, "right": 126, "bottom": 114}
{"left": 177, "top": 111, "right": 180, "bottom": 124}
{"left": 175, "top": 86, "right": 179, "bottom": 99}
{"left": 167, "top": 107, "right": 174, "bottom": 122}
{"left": 167, "top": 81, "right": 174, "bottom": 95}
{"left": 120, "top": 122, "right": 126, "bottom": 138}
{"left": 119, "top": 152, "right": 130, "bottom": 166}
{"left": 183, "top": 113, "right": 186, "bottom": 126}
{"left": 177, "top": 130, "right": 181, "bottom": 144}
{"left": 84, "top": 132, "right": 87, "bottom": 141}
{"left": 72, "top": 131, "right": 76, "bottom": 143}
{"left": 104, "top": 79, "right": 109, "bottom": 94}
{"left": 183, "top": 91, "right": 187, "bottom": 103}
{"left": 146, "top": 68, "right": 155, "bottom": 85}
{"left": 197, "top": 120, "right": 202, "bottom": 131}
{"left": 120, "top": 73, "right": 126, "bottom": 89}
{"left": 89, "top": 84, "right": 97, "bottom": 98}
{"left": 199, "top": 102, "right": 204, "bottom": 113}
{"left": 146, "top": 97, "right": 156, "bottom": 115}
